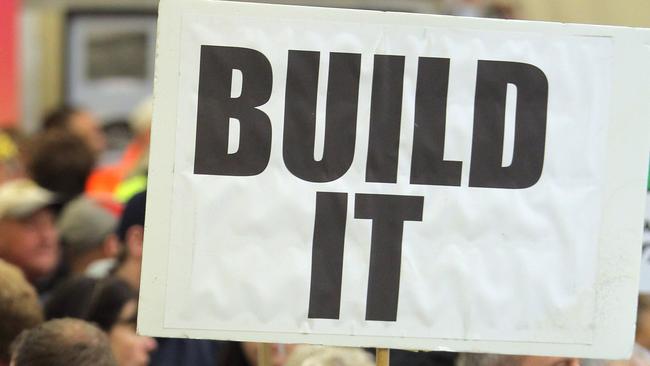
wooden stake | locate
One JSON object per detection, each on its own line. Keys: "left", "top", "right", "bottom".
{"left": 376, "top": 348, "right": 390, "bottom": 366}
{"left": 258, "top": 343, "right": 272, "bottom": 366}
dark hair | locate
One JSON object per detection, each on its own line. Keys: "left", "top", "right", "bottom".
{"left": 218, "top": 342, "right": 253, "bottom": 366}
{"left": 42, "top": 106, "right": 80, "bottom": 132}
{"left": 116, "top": 191, "right": 147, "bottom": 243}
{"left": 26, "top": 130, "right": 95, "bottom": 202}
{"left": 10, "top": 318, "right": 116, "bottom": 366}
{"left": 85, "top": 277, "right": 137, "bottom": 331}
{"left": 44, "top": 276, "right": 99, "bottom": 321}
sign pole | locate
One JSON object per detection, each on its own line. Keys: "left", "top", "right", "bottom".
{"left": 258, "top": 343, "right": 272, "bottom": 366}
{"left": 376, "top": 348, "right": 390, "bottom": 366}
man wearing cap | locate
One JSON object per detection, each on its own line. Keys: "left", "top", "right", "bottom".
{"left": 57, "top": 195, "right": 121, "bottom": 276}
{"left": 113, "top": 190, "right": 147, "bottom": 291}
{"left": 0, "top": 179, "right": 60, "bottom": 291}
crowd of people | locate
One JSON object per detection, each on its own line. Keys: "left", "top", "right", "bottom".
{"left": 1, "top": 98, "right": 649, "bottom": 366}
{"left": 0, "top": 101, "right": 159, "bottom": 366}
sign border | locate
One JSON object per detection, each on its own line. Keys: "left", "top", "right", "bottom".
{"left": 138, "top": 0, "right": 650, "bottom": 359}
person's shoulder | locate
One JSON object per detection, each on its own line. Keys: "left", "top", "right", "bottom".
{"left": 149, "top": 338, "right": 223, "bottom": 366}
{"left": 85, "top": 258, "right": 116, "bottom": 279}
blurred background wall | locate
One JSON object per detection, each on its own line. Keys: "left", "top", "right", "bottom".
{"left": 12, "top": 0, "right": 650, "bottom": 132}
{"left": 514, "top": 0, "right": 650, "bottom": 28}
{"left": 20, "top": 0, "right": 158, "bottom": 132}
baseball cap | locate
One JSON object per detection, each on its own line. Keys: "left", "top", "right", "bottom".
{"left": 116, "top": 191, "right": 146, "bottom": 243}
{"left": 58, "top": 196, "right": 120, "bottom": 257}
{"left": 0, "top": 179, "right": 56, "bottom": 220}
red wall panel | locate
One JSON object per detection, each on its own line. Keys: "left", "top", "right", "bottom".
{"left": 0, "top": 0, "right": 19, "bottom": 128}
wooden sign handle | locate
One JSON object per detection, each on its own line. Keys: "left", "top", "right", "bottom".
{"left": 258, "top": 343, "right": 272, "bottom": 366}
{"left": 376, "top": 348, "right": 390, "bottom": 366}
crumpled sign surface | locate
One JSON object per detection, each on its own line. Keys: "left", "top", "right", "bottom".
{"left": 139, "top": 0, "right": 650, "bottom": 359}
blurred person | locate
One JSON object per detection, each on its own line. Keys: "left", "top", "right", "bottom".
{"left": 0, "top": 259, "right": 43, "bottom": 366}
{"left": 485, "top": 1, "right": 516, "bottom": 19}
{"left": 0, "top": 130, "right": 25, "bottom": 184}
{"left": 44, "top": 194, "right": 126, "bottom": 317}
{"left": 87, "top": 97, "right": 152, "bottom": 200}
{"left": 441, "top": 0, "right": 516, "bottom": 19}
{"left": 42, "top": 106, "right": 107, "bottom": 157}
{"left": 0, "top": 179, "right": 60, "bottom": 292}
{"left": 10, "top": 318, "right": 116, "bottom": 366}
{"left": 517, "top": 357, "right": 583, "bottom": 366}
{"left": 44, "top": 275, "right": 99, "bottom": 320}
{"left": 111, "top": 97, "right": 152, "bottom": 202}
{"left": 112, "top": 191, "right": 222, "bottom": 365}
{"left": 113, "top": 191, "right": 147, "bottom": 291}
{"left": 26, "top": 129, "right": 96, "bottom": 203}
{"left": 456, "top": 353, "right": 589, "bottom": 366}
{"left": 638, "top": 295, "right": 650, "bottom": 351}
{"left": 57, "top": 195, "right": 121, "bottom": 276}
{"left": 44, "top": 276, "right": 158, "bottom": 365}
{"left": 85, "top": 277, "right": 157, "bottom": 366}
{"left": 285, "top": 345, "right": 373, "bottom": 366}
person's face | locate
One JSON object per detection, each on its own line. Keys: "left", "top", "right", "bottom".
{"left": 519, "top": 356, "right": 580, "bottom": 366}
{"left": 0, "top": 209, "right": 59, "bottom": 281}
{"left": 70, "top": 111, "right": 106, "bottom": 155}
{"left": 109, "top": 300, "right": 157, "bottom": 366}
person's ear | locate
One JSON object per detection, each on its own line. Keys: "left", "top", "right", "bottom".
{"left": 125, "top": 225, "right": 144, "bottom": 259}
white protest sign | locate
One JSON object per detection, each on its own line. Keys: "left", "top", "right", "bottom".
{"left": 139, "top": 0, "right": 650, "bottom": 359}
